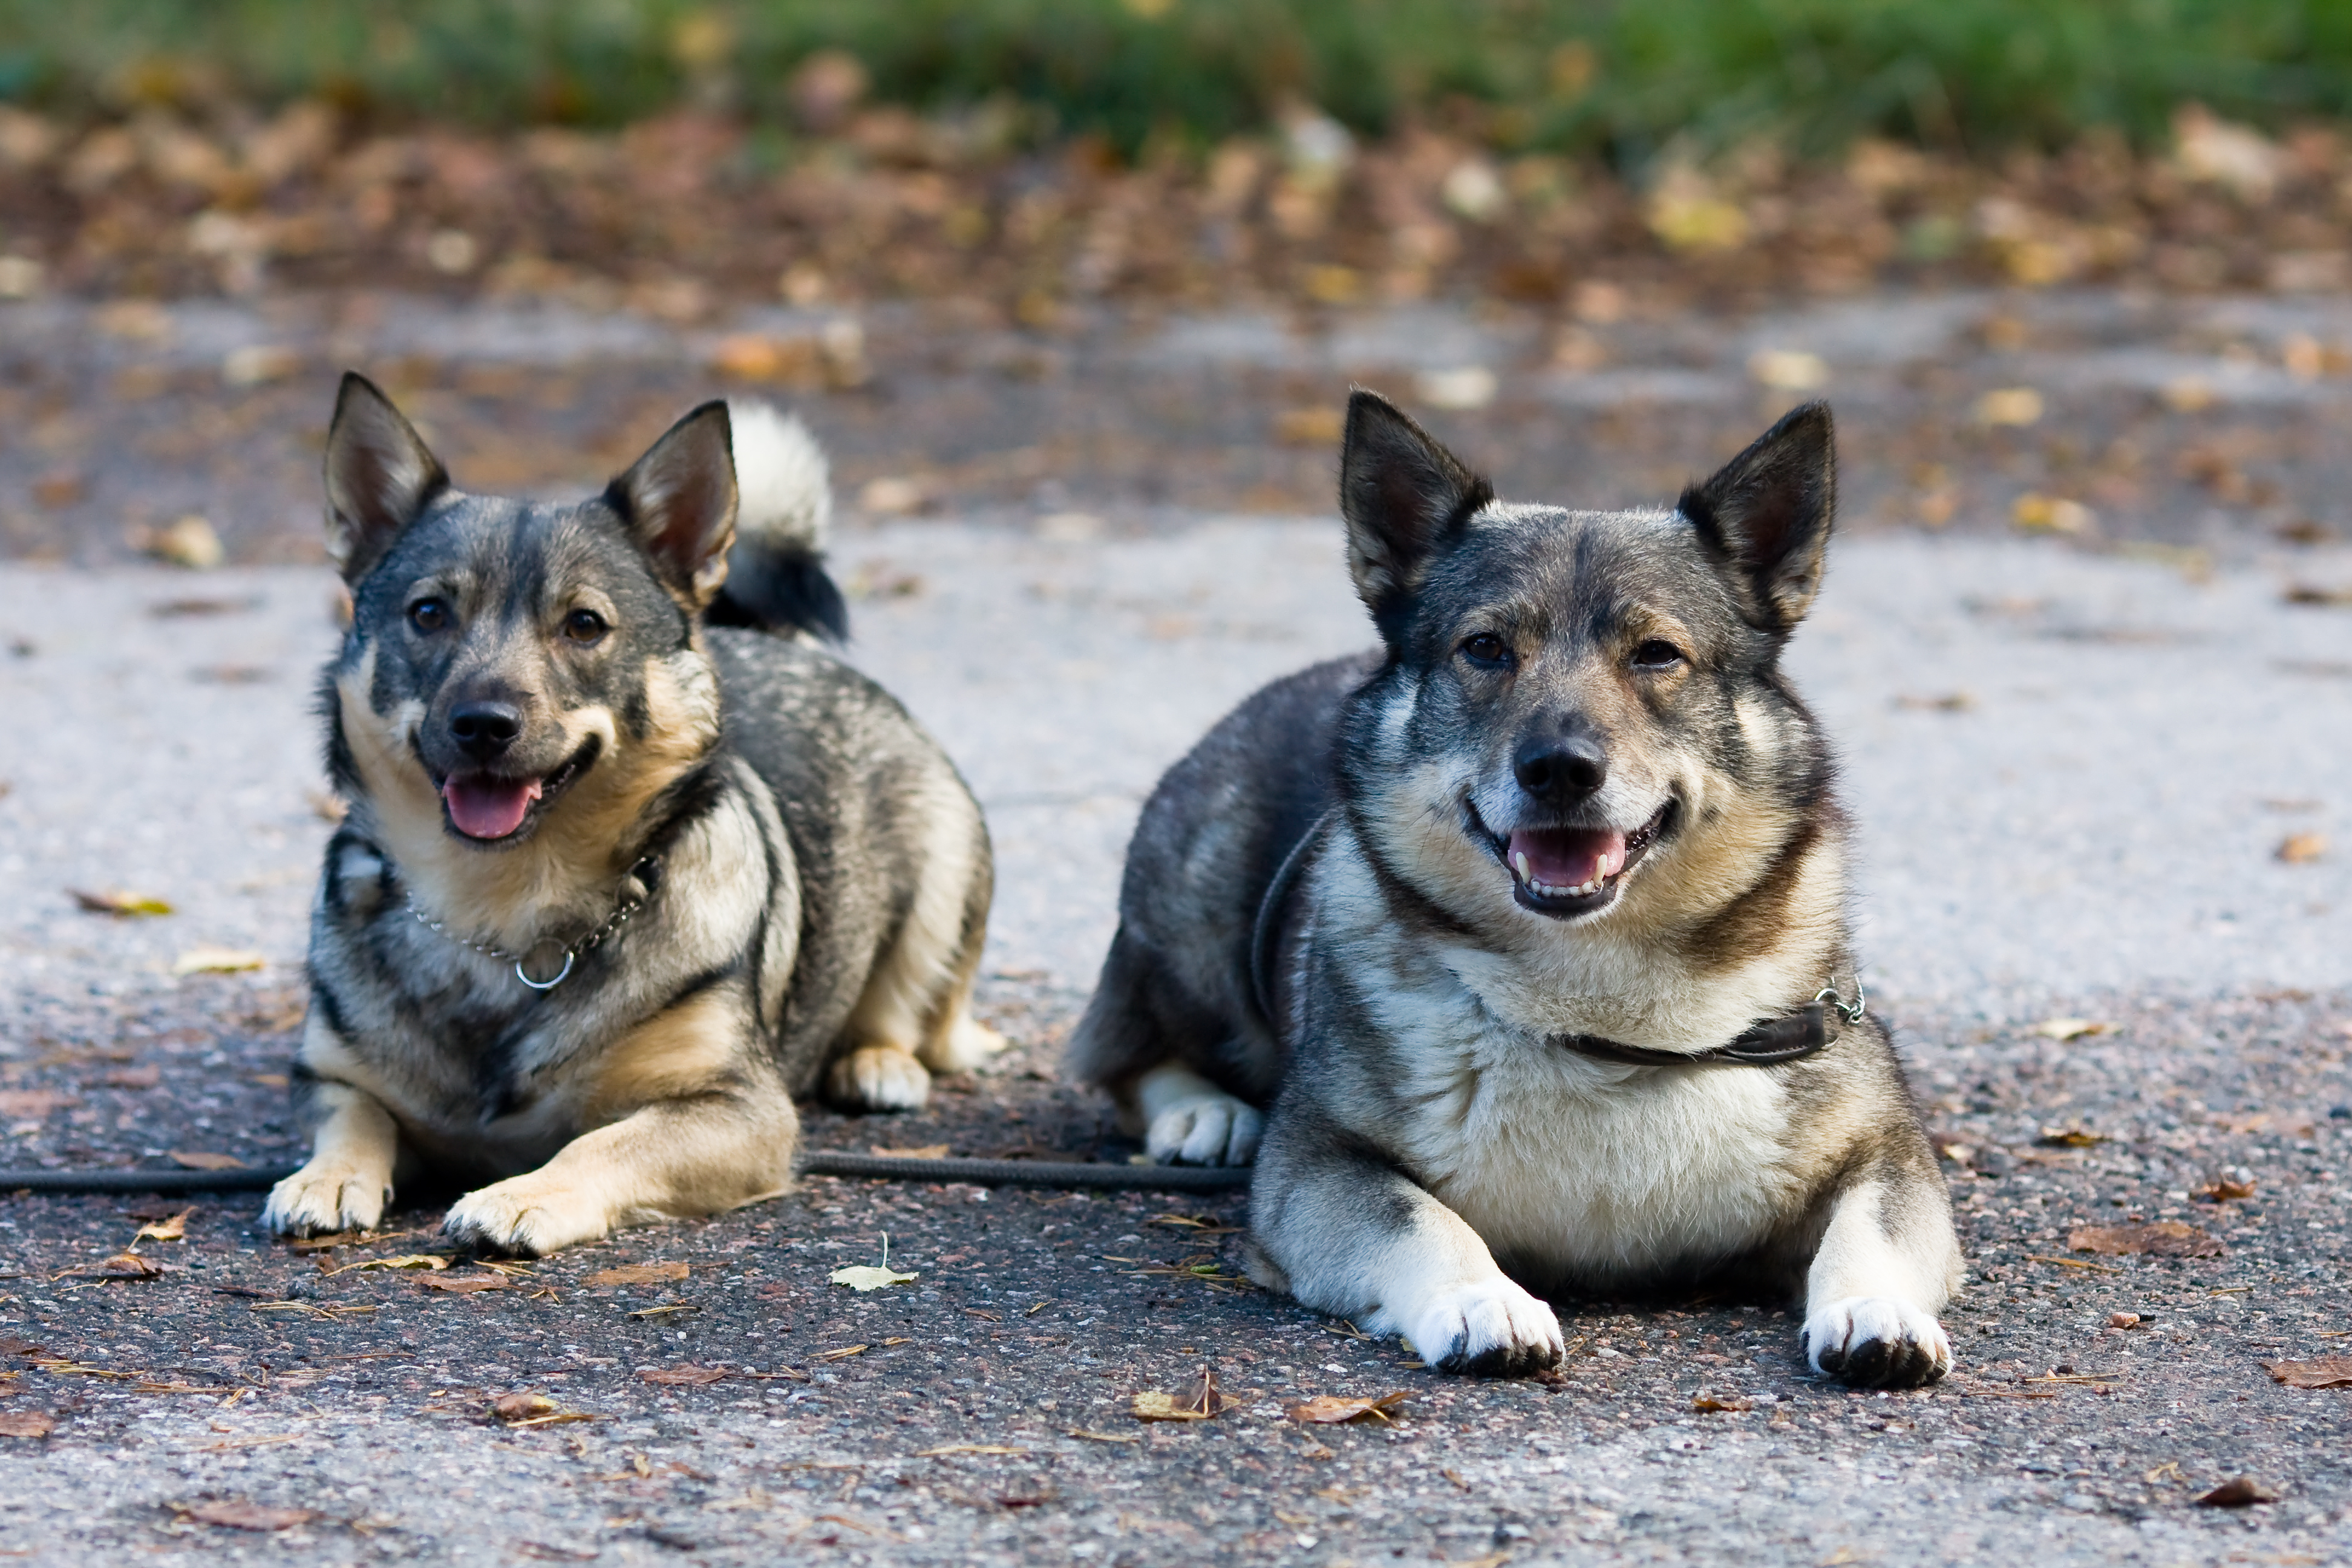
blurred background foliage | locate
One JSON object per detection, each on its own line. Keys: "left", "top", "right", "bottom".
{"left": 1, "top": 0, "right": 2348, "bottom": 165}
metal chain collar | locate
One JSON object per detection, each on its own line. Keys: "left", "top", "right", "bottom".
{"left": 1814, "top": 974, "right": 1868, "bottom": 1024}
{"left": 405, "top": 855, "right": 661, "bottom": 991}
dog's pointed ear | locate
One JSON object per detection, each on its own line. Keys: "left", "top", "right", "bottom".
{"left": 322, "top": 372, "right": 449, "bottom": 584}
{"left": 1339, "top": 389, "right": 1493, "bottom": 636}
{"left": 1679, "top": 401, "right": 1837, "bottom": 632}
{"left": 607, "top": 401, "right": 739, "bottom": 609}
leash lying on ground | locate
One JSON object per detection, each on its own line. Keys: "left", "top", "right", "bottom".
{"left": 0, "top": 1151, "right": 1250, "bottom": 1197}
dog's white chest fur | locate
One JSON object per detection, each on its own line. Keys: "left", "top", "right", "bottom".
{"left": 1374, "top": 978, "right": 1805, "bottom": 1282}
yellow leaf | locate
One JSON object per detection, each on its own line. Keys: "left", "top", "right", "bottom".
{"left": 167, "top": 1151, "right": 246, "bottom": 1171}
{"left": 134, "top": 1208, "right": 194, "bottom": 1244}
{"left": 173, "top": 946, "right": 265, "bottom": 975}
{"left": 2031, "top": 1018, "right": 2110, "bottom": 1041}
{"left": 70, "top": 889, "right": 173, "bottom": 917}
{"left": 829, "top": 1266, "right": 916, "bottom": 1292}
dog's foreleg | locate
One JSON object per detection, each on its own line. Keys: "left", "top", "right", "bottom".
{"left": 1136, "top": 1062, "right": 1263, "bottom": 1166}
{"left": 263, "top": 1079, "right": 400, "bottom": 1236}
{"left": 440, "top": 1089, "right": 797, "bottom": 1256}
{"left": 1800, "top": 1164, "right": 1962, "bottom": 1387}
{"left": 1248, "top": 1115, "right": 1562, "bottom": 1375}
{"left": 442, "top": 986, "right": 798, "bottom": 1255}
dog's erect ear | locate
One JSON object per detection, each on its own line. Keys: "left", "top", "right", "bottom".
{"left": 1339, "top": 389, "right": 1494, "bottom": 636}
{"left": 606, "top": 401, "right": 739, "bottom": 609}
{"left": 1679, "top": 401, "right": 1837, "bottom": 632}
{"left": 322, "top": 372, "right": 449, "bottom": 584}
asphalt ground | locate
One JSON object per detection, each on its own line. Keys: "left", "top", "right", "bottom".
{"left": 0, "top": 291, "right": 2348, "bottom": 1565}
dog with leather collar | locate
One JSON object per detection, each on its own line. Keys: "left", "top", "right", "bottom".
{"left": 1072, "top": 391, "right": 1962, "bottom": 1388}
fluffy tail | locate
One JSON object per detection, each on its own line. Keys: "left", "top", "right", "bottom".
{"left": 706, "top": 400, "right": 849, "bottom": 643}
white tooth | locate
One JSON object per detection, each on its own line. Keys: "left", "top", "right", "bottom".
{"left": 1514, "top": 852, "right": 1530, "bottom": 881}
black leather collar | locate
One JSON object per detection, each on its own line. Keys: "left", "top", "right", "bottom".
{"left": 1550, "top": 1000, "right": 1844, "bottom": 1068}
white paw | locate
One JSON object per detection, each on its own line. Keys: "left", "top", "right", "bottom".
{"left": 826, "top": 1044, "right": 932, "bottom": 1112}
{"left": 1395, "top": 1277, "right": 1564, "bottom": 1377}
{"left": 442, "top": 1175, "right": 608, "bottom": 1257}
{"left": 1803, "top": 1296, "right": 1953, "bottom": 1387}
{"left": 924, "top": 1015, "right": 1006, "bottom": 1074}
{"left": 263, "top": 1161, "right": 388, "bottom": 1237}
{"left": 1145, "top": 1093, "right": 1263, "bottom": 1166}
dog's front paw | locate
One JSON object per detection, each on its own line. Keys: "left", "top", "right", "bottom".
{"left": 263, "top": 1161, "right": 388, "bottom": 1238}
{"left": 825, "top": 1044, "right": 932, "bottom": 1112}
{"left": 1146, "top": 1093, "right": 1263, "bottom": 1166}
{"left": 442, "top": 1175, "right": 609, "bottom": 1257}
{"left": 1401, "top": 1278, "right": 1564, "bottom": 1377}
{"left": 1803, "top": 1296, "right": 1952, "bottom": 1387}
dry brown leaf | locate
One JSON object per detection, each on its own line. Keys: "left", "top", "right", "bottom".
{"left": 324, "top": 1253, "right": 447, "bottom": 1276}
{"left": 1284, "top": 1390, "right": 1410, "bottom": 1425}
{"left": 1691, "top": 1395, "right": 1753, "bottom": 1412}
{"left": 132, "top": 1208, "right": 191, "bottom": 1244}
{"left": 167, "top": 1151, "right": 246, "bottom": 1171}
{"left": 2276, "top": 832, "right": 2328, "bottom": 864}
{"left": 2035, "top": 1126, "right": 2108, "bottom": 1148}
{"left": 639, "top": 1365, "right": 729, "bottom": 1387}
{"left": 584, "top": 1261, "right": 688, "bottom": 1287}
{"left": 2069, "top": 1221, "right": 2224, "bottom": 1258}
{"left": 1273, "top": 407, "right": 1346, "bottom": 445}
{"left": 817, "top": 1344, "right": 869, "bottom": 1362}
{"left": 91, "top": 1251, "right": 163, "bottom": 1279}
{"left": 416, "top": 1273, "right": 510, "bottom": 1293}
{"left": 870, "top": 1145, "right": 950, "bottom": 1160}
{"left": 1132, "top": 1365, "right": 1235, "bottom": 1422}
{"left": 0, "top": 1090, "right": 75, "bottom": 1118}
{"left": 2031, "top": 1018, "right": 2110, "bottom": 1042}
{"left": 2194, "top": 1177, "right": 2256, "bottom": 1201}
{"left": 2262, "top": 1356, "right": 2352, "bottom": 1390}
{"left": 492, "top": 1393, "right": 558, "bottom": 1422}
{"left": 2194, "top": 1476, "right": 2276, "bottom": 1508}
{"left": 106, "top": 1065, "right": 161, "bottom": 1089}
{"left": 175, "top": 1499, "right": 317, "bottom": 1531}
{"left": 0, "top": 1411, "right": 55, "bottom": 1438}
{"left": 70, "top": 888, "right": 173, "bottom": 916}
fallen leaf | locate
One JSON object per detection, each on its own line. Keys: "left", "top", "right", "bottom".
{"left": 2194, "top": 1476, "right": 2275, "bottom": 1508}
{"left": 0, "top": 1412, "right": 55, "bottom": 1438}
{"left": 817, "top": 1345, "right": 869, "bottom": 1362}
{"left": 2262, "top": 1356, "right": 2352, "bottom": 1390}
{"left": 870, "top": 1145, "right": 949, "bottom": 1160}
{"left": 70, "top": 888, "right": 173, "bottom": 917}
{"left": 174, "top": 946, "right": 266, "bottom": 976}
{"left": 1691, "top": 1395, "right": 1753, "bottom": 1412}
{"left": 0, "top": 1090, "right": 75, "bottom": 1118}
{"left": 2069, "top": 1221, "right": 2224, "bottom": 1258}
{"left": 1131, "top": 1365, "right": 1233, "bottom": 1422}
{"left": 324, "top": 1253, "right": 447, "bottom": 1276}
{"left": 417, "top": 1273, "right": 511, "bottom": 1293}
{"left": 2035, "top": 1126, "right": 2109, "bottom": 1148}
{"left": 2031, "top": 1018, "right": 2110, "bottom": 1041}
{"left": 168, "top": 1151, "right": 246, "bottom": 1171}
{"left": 488, "top": 1392, "right": 596, "bottom": 1426}
{"left": 174, "top": 1499, "right": 316, "bottom": 1531}
{"left": 1285, "top": 1390, "right": 1411, "bottom": 1425}
{"left": 1273, "top": 407, "right": 1345, "bottom": 445}
{"left": 639, "top": 1365, "right": 730, "bottom": 1387}
{"left": 2283, "top": 584, "right": 2352, "bottom": 608}
{"left": 583, "top": 1260, "right": 688, "bottom": 1287}
{"left": 2276, "top": 832, "right": 2328, "bottom": 863}
{"left": 627, "top": 1303, "right": 697, "bottom": 1319}
{"left": 106, "top": 1065, "right": 162, "bottom": 1089}
{"left": 829, "top": 1265, "right": 916, "bottom": 1292}
{"left": 2194, "top": 1177, "right": 2256, "bottom": 1201}
{"left": 91, "top": 1251, "right": 163, "bottom": 1279}
{"left": 0, "top": 1339, "right": 47, "bottom": 1357}
{"left": 1975, "top": 387, "right": 2046, "bottom": 426}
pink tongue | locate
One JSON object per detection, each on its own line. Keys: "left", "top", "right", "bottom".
{"left": 1508, "top": 826, "right": 1627, "bottom": 889}
{"left": 443, "top": 775, "right": 541, "bottom": 839}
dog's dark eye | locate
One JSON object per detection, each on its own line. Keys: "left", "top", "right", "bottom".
{"left": 1631, "top": 639, "right": 1685, "bottom": 669}
{"left": 409, "top": 598, "right": 449, "bottom": 634}
{"left": 1460, "top": 633, "right": 1509, "bottom": 667}
{"left": 561, "top": 609, "right": 609, "bottom": 646}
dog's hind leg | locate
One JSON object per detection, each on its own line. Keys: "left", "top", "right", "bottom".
{"left": 828, "top": 777, "right": 1000, "bottom": 1112}
{"left": 1137, "top": 1060, "right": 1263, "bottom": 1166}
{"left": 1068, "top": 927, "right": 1261, "bottom": 1165}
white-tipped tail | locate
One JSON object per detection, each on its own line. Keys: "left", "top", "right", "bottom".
{"left": 727, "top": 400, "right": 831, "bottom": 554}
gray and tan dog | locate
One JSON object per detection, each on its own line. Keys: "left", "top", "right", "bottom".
{"left": 1072, "top": 391, "right": 1961, "bottom": 1385}
{"left": 264, "top": 374, "right": 999, "bottom": 1255}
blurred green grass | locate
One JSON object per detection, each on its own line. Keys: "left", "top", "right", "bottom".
{"left": 2, "top": 0, "right": 2348, "bottom": 161}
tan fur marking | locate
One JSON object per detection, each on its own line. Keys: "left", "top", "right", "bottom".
{"left": 580, "top": 986, "right": 749, "bottom": 1126}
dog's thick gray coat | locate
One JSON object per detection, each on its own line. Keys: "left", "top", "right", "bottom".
{"left": 1072, "top": 392, "right": 1962, "bottom": 1385}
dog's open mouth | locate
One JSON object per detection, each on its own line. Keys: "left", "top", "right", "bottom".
{"left": 438, "top": 742, "right": 595, "bottom": 844}
{"left": 1471, "top": 800, "right": 1674, "bottom": 918}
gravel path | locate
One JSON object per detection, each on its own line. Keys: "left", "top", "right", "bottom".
{"left": 1, "top": 291, "right": 2347, "bottom": 1564}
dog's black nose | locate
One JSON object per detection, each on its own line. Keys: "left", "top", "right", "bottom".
{"left": 449, "top": 701, "right": 523, "bottom": 761}
{"left": 1514, "top": 733, "right": 1608, "bottom": 803}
